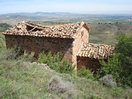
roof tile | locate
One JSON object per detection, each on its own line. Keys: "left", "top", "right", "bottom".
{"left": 77, "top": 43, "right": 114, "bottom": 59}
{"left": 3, "top": 21, "right": 89, "bottom": 39}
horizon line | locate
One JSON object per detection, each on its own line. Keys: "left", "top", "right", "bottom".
{"left": 0, "top": 11, "right": 132, "bottom": 15}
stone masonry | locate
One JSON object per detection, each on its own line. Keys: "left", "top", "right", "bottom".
{"left": 3, "top": 21, "right": 114, "bottom": 71}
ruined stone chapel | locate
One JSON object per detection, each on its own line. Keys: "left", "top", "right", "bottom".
{"left": 3, "top": 21, "right": 114, "bottom": 71}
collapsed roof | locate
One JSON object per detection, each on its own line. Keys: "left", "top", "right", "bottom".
{"left": 3, "top": 21, "right": 114, "bottom": 59}
{"left": 77, "top": 43, "right": 114, "bottom": 59}
{"left": 3, "top": 21, "right": 89, "bottom": 39}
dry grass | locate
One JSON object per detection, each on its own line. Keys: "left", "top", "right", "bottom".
{"left": 0, "top": 59, "right": 132, "bottom": 99}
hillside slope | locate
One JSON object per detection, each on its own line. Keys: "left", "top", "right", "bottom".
{"left": 0, "top": 60, "right": 132, "bottom": 99}
{"left": 0, "top": 23, "right": 132, "bottom": 99}
{"left": 88, "top": 23, "right": 132, "bottom": 45}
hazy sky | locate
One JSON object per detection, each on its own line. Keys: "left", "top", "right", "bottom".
{"left": 0, "top": 0, "right": 132, "bottom": 14}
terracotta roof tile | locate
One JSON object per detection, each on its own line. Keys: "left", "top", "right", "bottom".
{"left": 3, "top": 21, "right": 89, "bottom": 39}
{"left": 77, "top": 43, "right": 114, "bottom": 59}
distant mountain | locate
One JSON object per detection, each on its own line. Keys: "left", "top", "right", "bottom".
{"left": 1, "top": 12, "right": 132, "bottom": 19}
{"left": 0, "top": 12, "right": 132, "bottom": 25}
{"left": 0, "top": 12, "right": 80, "bottom": 19}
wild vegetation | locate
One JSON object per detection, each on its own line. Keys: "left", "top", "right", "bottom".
{"left": 1, "top": 59, "right": 132, "bottom": 99}
{"left": 0, "top": 23, "right": 132, "bottom": 99}
{"left": 88, "top": 23, "right": 132, "bottom": 45}
{"left": 38, "top": 52, "right": 75, "bottom": 74}
{"left": 99, "top": 34, "right": 132, "bottom": 87}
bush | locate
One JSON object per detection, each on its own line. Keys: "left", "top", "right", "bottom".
{"left": 111, "top": 88, "right": 122, "bottom": 97}
{"left": 38, "top": 52, "right": 75, "bottom": 74}
{"left": 77, "top": 66, "right": 94, "bottom": 79}
{"left": 99, "top": 53, "right": 121, "bottom": 80}
{"left": 0, "top": 23, "right": 11, "bottom": 30}
{"left": 99, "top": 34, "right": 132, "bottom": 86}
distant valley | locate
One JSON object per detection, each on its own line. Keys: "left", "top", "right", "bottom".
{"left": 0, "top": 12, "right": 132, "bottom": 45}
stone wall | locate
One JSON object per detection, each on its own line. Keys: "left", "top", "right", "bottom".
{"left": 77, "top": 56, "right": 100, "bottom": 72}
{"left": 5, "top": 35, "right": 73, "bottom": 63}
{"left": 4, "top": 26, "right": 89, "bottom": 67}
{"left": 72, "top": 27, "right": 89, "bottom": 67}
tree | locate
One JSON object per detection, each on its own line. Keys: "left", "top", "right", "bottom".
{"left": 100, "top": 34, "right": 132, "bottom": 86}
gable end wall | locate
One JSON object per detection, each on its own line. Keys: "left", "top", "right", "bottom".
{"left": 72, "top": 27, "right": 89, "bottom": 68}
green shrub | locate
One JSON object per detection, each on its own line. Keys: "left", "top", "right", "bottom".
{"left": 0, "top": 77, "right": 19, "bottom": 99}
{"left": 99, "top": 34, "right": 132, "bottom": 87}
{"left": 99, "top": 53, "right": 121, "bottom": 80}
{"left": 77, "top": 66, "right": 94, "bottom": 79}
{"left": 0, "top": 31, "right": 6, "bottom": 50}
{"left": 0, "top": 23, "right": 11, "bottom": 30}
{"left": 38, "top": 52, "right": 75, "bottom": 74}
{"left": 111, "top": 88, "right": 122, "bottom": 97}
{"left": 88, "top": 94, "right": 101, "bottom": 99}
